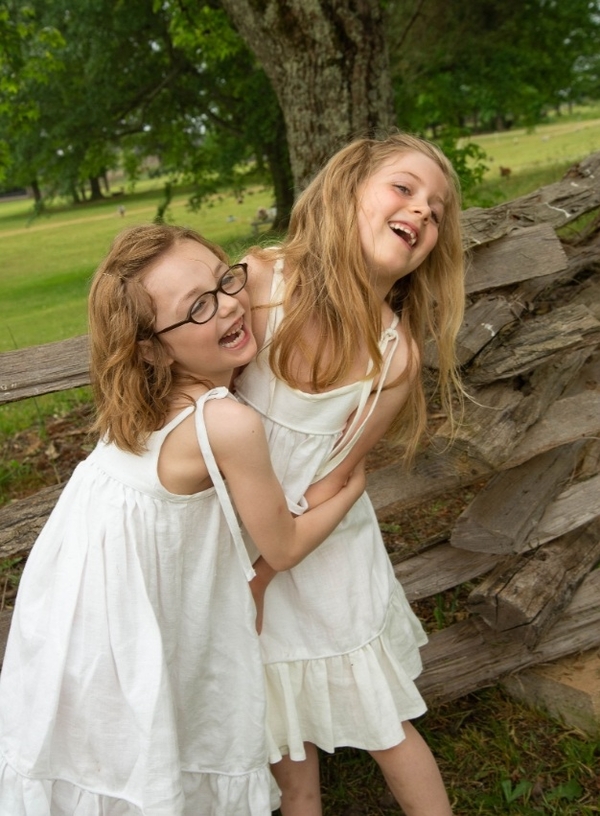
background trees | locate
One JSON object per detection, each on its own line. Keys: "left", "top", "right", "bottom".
{"left": 389, "top": 0, "right": 600, "bottom": 134}
{"left": 1, "top": 0, "right": 599, "bottom": 221}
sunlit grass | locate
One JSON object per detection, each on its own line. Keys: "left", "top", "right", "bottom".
{"left": 464, "top": 104, "right": 600, "bottom": 179}
{"left": 0, "top": 181, "right": 275, "bottom": 353}
{"left": 463, "top": 160, "right": 577, "bottom": 209}
{"left": 0, "top": 177, "right": 276, "bottom": 439}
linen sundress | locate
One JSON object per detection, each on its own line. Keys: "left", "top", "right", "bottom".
{"left": 235, "top": 266, "right": 428, "bottom": 763}
{"left": 0, "top": 388, "right": 277, "bottom": 816}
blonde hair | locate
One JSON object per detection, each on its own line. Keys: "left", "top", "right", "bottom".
{"left": 253, "top": 132, "right": 464, "bottom": 461}
{"left": 88, "top": 224, "right": 229, "bottom": 454}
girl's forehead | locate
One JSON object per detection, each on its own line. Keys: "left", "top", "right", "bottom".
{"left": 375, "top": 149, "right": 441, "bottom": 174}
{"left": 369, "top": 151, "right": 449, "bottom": 195}
{"left": 143, "top": 241, "right": 223, "bottom": 297}
{"left": 173, "top": 239, "right": 222, "bottom": 267}
{"left": 162, "top": 241, "right": 223, "bottom": 276}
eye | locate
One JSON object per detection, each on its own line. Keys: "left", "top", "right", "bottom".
{"left": 431, "top": 209, "right": 442, "bottom": 225}
{"left": 190, "top": 295, "right": 212, "bottom": 319}
{"left": 220, "top": 264, "right": 247, "bottom": 294}
{"left": 394, "top": 184, "right": 411, "bottom": 195}
{"left": 220, "top": 270, "right": 237, "bottom": 288}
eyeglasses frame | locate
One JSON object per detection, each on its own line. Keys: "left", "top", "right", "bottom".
{"left": 153, "top": 262, "right": 248, "bottom": 336}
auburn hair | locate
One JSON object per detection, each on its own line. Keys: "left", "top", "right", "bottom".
{"left": 88, "top": 224, "right": 229, "bottom": 454}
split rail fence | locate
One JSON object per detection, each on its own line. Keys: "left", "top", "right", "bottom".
{"left": 2, "top": 152, "right": 600, "bottom": 704}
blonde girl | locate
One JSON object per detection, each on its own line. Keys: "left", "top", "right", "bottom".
{"left": 235, "top": 133, "right": 464, "bottom": 815}
{"left": 0, "top": 225, "right": 365, "bottom": 816}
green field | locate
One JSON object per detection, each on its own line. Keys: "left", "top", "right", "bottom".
{"left": 0, "top": 179, "right": 276, "bottom": 433}
{"left": 0, "top": 181, "right": 275, "bottom": 354}
{"left": 3, "top": 106, "right": 600, "bottom": 352}
{"left": 474, "top": 112, "right": 600, "bottom": 177}
{"left": 1, "top": 110, "right": 600, "bottom": 433}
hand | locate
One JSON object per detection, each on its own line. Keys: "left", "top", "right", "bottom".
{"left": 252, "top": 587, "right": 265, "bottom": 635}
{"left": 249, "top": 556, "right": 277, "bottom": 634}
{"left": 304, "top": 469, "right": 350, "bottom": 508}
{"left": 344, "top": 458, "right": 366, "bottom": 499}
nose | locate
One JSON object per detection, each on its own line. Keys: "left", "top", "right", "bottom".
{"left": 410, "top": 197, "right": 431, "bottom": 222}
{"left": 216, "top": 289, "right": 242, "bottom": 316}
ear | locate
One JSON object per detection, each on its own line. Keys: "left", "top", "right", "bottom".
{"left": 138, "top": 337, "right": 174, "bottom": 367}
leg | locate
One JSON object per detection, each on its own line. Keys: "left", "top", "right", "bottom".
{"left": 270, "top": 742, "right": 322, "bottom": 816}
{"left": 370, "top": 721, "right": 452, "bottom": 816}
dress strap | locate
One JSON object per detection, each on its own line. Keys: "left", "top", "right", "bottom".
{"left": 317, "top": 315, "right": 401, "bottom": 477}
{"left": 193, "top": 388, "right": 256, "bottom": 581}
{"left": 264, "top": 258, "right": 285, "bottom": 344}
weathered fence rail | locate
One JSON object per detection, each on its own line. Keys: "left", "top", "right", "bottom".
{"left": 2, "top": 152, "right": 600, "bottom": 703}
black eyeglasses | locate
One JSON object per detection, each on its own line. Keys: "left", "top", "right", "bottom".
{"left": 154, "top": 263, "right": 248, "bottom": 336}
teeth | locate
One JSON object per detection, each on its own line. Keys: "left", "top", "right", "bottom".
{"left": 220, "top": 324, "right": 244, "bottom": 347}
{"left": 390, "top": 223, "right": 417, "bottom": 246}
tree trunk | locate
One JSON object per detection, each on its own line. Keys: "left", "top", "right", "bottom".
{"left": 218, "top": 0, "right": 395, "bottom": 193}
{"left": 29, "top": 178, "right": 42, "bottom": 204}
{"left": 263, "top": 117, "right": 294, "bottom": 229}
{"left": 88, "top": 176, "right": 104, "bottom": 201}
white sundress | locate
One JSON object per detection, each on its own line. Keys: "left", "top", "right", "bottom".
{"left": 0, "top": 388, "right": 278, "bottom": 816}
{"left": 235, "top": 266, "right": 428, "bottom": 763}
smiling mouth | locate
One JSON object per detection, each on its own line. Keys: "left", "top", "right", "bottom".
{"left": 390, "top": 223, "right": 418, "bottom": 247}
{"left": 219, "top": 319, "right": 246, "bottom": 348}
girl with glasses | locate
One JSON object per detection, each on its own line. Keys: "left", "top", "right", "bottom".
{"left": 235, "top": 132, "right": 465, "bottom": 815}
{"left": 0, "top": 224, "right": 366, "bottom": 816}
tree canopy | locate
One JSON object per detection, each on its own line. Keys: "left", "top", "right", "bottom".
{"left": 1, "top": 0, "right": 599, "bottom": 218}
{"left": 389, "top": 0, "right": 600, "bottom": 134}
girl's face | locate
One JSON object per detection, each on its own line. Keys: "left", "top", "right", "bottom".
{"left": 356, "top": 149, "right": 449, "bottom": 297}
{"left": 143, "top": 239, "right": 257, "bottom": 387}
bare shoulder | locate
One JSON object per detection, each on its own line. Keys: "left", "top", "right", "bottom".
{"left": 242, "top": 253, "right": 277, "bottom": 349}
{"left": 203, "top": 397, "right": 265, "bottom": 458}
{"left": 243, "top": 253, "right": 275, "bottom": 305}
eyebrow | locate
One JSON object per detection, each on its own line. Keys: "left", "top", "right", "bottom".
{"left": 396, "top": 171, "right": 446, "bottom": 206}
{"left": 175, "top": 260, "right": 228, "bottom": 312}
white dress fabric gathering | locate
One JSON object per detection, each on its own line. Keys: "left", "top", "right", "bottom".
{"left": 235, "top": 265, "right": 429, "bottom": 763}
{"left": 0, "top": 388, "right": 278, "bottom": 816}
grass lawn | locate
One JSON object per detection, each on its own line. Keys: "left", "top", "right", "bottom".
{"left": 474, "top": 115, "right": 600, "bottom": 177}
{"left": 0, "top": 177, "right": 277, "bottom": 433}
{"left": 0, "top": 180, "right": 275, "bottom": 353}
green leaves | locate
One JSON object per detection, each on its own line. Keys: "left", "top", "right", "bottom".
{"left": 501, "top": 775, "right": 584, "bottom": 806}
{"left": 388, "top": 0, "right": 600, "bottom": 134}
{"left": 501, "top": 777, "right": 533, "bottom": 804}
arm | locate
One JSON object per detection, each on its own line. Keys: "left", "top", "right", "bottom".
{"left": 208, "top": 399, "right": 365, "bottom": 572}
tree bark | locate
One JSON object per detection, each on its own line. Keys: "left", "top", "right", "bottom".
{"left": 218, "top": 0, "right": 395, "bottom": 193}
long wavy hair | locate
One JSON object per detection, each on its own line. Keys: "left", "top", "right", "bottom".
{"left": 88, "top": 224, "right": 229, "bottom": 454}
{"left": 252, "top": 132, "right": 465, "bottom": 461}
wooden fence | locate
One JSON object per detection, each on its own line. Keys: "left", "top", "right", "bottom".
{"left": 2, "top": 153, "right": 600, "bottom": 702}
